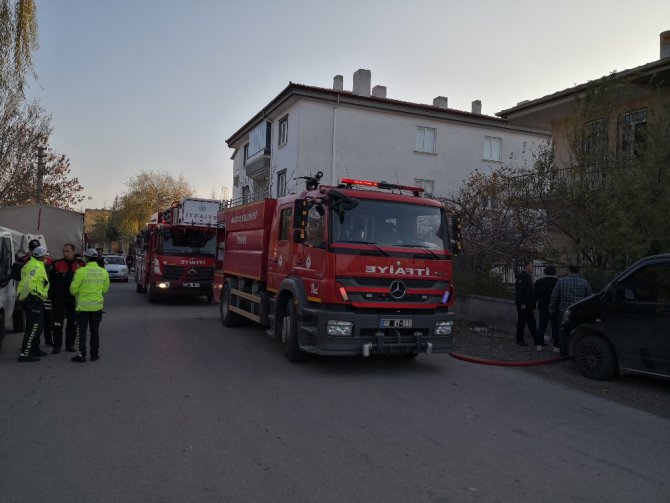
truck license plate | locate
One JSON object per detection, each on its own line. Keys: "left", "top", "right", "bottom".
{"left": 184, "top": 282, "right": 200, "bottom": 288}
{"left": 380, "top": 319, "right": 412, "bottom": 328}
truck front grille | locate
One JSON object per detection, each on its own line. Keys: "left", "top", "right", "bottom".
{"left": 163, "top": 265, "right": 215, "bottom": 281}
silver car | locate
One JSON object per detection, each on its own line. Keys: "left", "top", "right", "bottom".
{"left": 103, "top": 255, "right": 129, "bottom": 282}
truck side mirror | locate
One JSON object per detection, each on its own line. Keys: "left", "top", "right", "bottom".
{"left": 293, "top": 199, "right": 308, "bottom": 243}
{"left": 450, "top": 214, "right": 462, "bottom": 256}
{"left": 293, "top": 228, "right": 306, "bottom": 244}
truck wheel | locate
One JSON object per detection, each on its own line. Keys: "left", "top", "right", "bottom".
{"left": 146, "top": 283, "right": 158, "bottom": 303}
{"left": 12, "top": 307, "right": 24, "bottom": 332}
{"left": 281, "top": 301, "right": 307, "bottom": 362}
{"left": 575, "top": 335, "right": 617, "bottom": 380}
{"left": 220, "top": 284, "right": 241, "bottom": 327}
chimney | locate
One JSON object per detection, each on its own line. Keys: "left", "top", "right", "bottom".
{"left": 661, "top": 30, "right": 670, "bottom": 59}
{"left": 471, "top": 100, "right": 482, "bottom": 114}
{"left": 433, "top": 96, "right": 449, "bottom": 109}
{"left": 352, "top": 69, "right": 371, "bottom": 97}
{"left": 372, "top": 85, "right": 387, "bottom": 98}
{"left": 333, "top": 75, "right": 344, "bottom": 91}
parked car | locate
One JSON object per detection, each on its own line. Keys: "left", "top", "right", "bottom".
{"left": 562, "top": 254, "right": 670, "bottom": 380}
{"left": 103, "top": 255, "right": 129, "bottom": 282}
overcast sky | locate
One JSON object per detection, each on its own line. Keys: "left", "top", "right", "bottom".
{"left": 28, "top": 0, "right": 670, "bottom": 210}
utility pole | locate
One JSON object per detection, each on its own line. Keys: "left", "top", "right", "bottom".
{"left": 35, "top": 145, "right": 47, "bottom": 204}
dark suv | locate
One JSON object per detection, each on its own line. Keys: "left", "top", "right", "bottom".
{"left": 562, "top": 254, "right": 670, "bottom": 380}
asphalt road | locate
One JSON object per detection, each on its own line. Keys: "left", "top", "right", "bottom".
{"left": 1, "top": 281, "right": 669, "bottom": 503}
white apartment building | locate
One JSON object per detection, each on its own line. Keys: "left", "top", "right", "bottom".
{"left": 227, "top": 69, "right": 549, "bottom": 202}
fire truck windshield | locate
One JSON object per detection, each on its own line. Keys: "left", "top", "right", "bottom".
{"left": 159, "top": 229, "right": 216, "bottom": 256}
{"left": 330, "top": 199, "right": 449, "bottom": 250}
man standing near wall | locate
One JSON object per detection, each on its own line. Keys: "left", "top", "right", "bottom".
{"left": 515, "top": 260, "right": 540, "bottom": 348}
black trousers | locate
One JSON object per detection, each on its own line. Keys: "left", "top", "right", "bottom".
{"left": 538, "top": 308, "right": 560, "bottom": 348}
{"left": 75, "top": 311, "right": 103, "bottom": 357}
{"left": 42, "top": 300, "right": 53, "bottom": 345}
{"left": 516, "top": 305, "right": 540, "bottom": 344}
{"left": 52, "top": 297, "right": 77, "bottom": 349}
{"left": 20, "top": 296, "right": 44, "bottom": 355}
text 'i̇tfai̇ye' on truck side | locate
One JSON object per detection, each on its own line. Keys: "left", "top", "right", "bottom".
{"left": 213, "top": 172, "right": 462, "bottom": 362}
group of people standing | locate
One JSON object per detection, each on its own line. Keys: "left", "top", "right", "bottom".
{"left": 17, "top": 239, "right": 110, "bottom": 363}
{"left": 515, "top": 260, "right": 593, "bottom": 352}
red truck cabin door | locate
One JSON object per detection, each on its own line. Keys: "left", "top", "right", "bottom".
{"left": 293, "top": 204, "right": 327, "bottom": 302}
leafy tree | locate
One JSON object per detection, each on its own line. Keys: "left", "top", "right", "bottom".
{"left": 112, "top": 170, "right": 195, "bottom": 240}
{"left": 0, "top": 0, "right": 38, "bottom": 90}
{"left": 513, "top": 76, "right": 670, "bottom": 270}
{"left": 0, "top": 91, "right": 85, "bottom": 208}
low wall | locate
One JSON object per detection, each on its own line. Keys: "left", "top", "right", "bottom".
{"left": 453, "top": 294, "right": 516, "bottom": 330}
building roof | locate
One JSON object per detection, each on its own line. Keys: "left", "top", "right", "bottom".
{"left": 496, "top": 57, "right": 670, "bottom": 119}
{"left": 226, "top": 82, "right": 550, "bottom": 147}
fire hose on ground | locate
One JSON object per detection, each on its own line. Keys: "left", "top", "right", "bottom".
{"left": 448, "top": 352, "right": 570, "bottom": 367}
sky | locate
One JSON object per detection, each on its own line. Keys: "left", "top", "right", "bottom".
{"left": 28, "top": 0, "right": 670, "bottom": 210}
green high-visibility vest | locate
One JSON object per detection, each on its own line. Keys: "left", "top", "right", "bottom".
{"left": 70, "top": 262, "right": 110, "bottom": 312}
{"left": 17, "top": 257, "right": 49, "bottom": 301}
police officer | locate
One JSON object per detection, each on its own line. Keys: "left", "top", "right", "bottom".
{"left": 70, "top": 248, "right": 110, "bottom": 362}
{"left": 50, "top": 243, "right": 85, "bottom": 353}
{"left": 17, "top": 246, "right": 50, "bottom": 362}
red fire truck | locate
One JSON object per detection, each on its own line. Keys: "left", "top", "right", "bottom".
{"left": 213, "top": 173, "right": 460, "bottom": 361}
{"left": 135, "top": 198, "right": 220, "bottom": 303}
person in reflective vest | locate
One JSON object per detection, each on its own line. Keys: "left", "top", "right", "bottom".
{"left": 17, "top": 246, "right": 50, "bottom": 362}
{"left": 70, "top": 248, "right": 110, "bottom": 362}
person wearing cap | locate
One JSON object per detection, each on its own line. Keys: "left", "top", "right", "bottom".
{"left": 19, "top": 239, "right": 54, "bottom": 348}
{"left": 17, "top": 246, "right": 50, "bottom": 362}
{"left": 534, "top": 265, "right": 560, "bottom": 352}
{"left": 49, "top": 243, "right": 86, "bottom": 353}
{"left": 70, "top": 248, "right": 110, "bottom": 362}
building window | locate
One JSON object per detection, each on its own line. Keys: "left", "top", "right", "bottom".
{"left": 483, "top": 136, "right": 502, "bottom": 162}
{"left": 276, "top": 170, "right": 287, "bottom": 197}
{"left": 414, "top": 178, "right": 435, "bottom": 196}
{"left": 415, "top": 127, "right": 437, "bottom": 154}
{"left": 278, "top": 116, "right": 288, "bottom": 147}
{"left": 619, "top": 108, "right": 647, "bottom": 156}
{"left": 242, "top": 185, "right": 250, "bottom": 203}
{"left": 584, "top": 119, "right": 608, "bottom": 155}
{"left": 279, "top": 208, "right": 292, "bottom": 241}
{"left": 243, "top": 144, "right": 249, "bottom": 166}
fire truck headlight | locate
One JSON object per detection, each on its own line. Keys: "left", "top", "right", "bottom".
{"left": 434, "top": 320, "right": 453, "bottom": 335}
{"left": 327, "top": 320, "right": 353, "bottom": 336}
{"left": 157, "top": 281, "right": 170, "bottom": 289}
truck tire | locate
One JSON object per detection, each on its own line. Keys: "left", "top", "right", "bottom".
{"left": 281, "top": 300, "right": 307, "bottom": 362}
{"left": 146, "top": 282, "right": 158, "bottom": 303}
{"left": 575, "top": 335, "right": 617, "bottom": 380}
{"left": 12, "top": 307, "right": 24, "bottom": 332}
{"left": 220, "top": 283, "right": 241, "bottom": 327}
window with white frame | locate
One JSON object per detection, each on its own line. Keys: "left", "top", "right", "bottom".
{"left": 276, "top": 170, "right": 287, "bottom": 197}
{"left": 415, "top": 127, "right": 437, "bottom": 154}
{"left": 242, "top": 185, "right": 250, "bottom": 203}
{"left": 414, "top": 179, "right": 435, "bottom": 196}
{"left": 278, "top": 116, "right": 288, "bottom": 147}
{"left": 483, "top": 136, "right": 502, "bottom": 161}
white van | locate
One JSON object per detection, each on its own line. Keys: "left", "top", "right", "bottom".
{"left": 0, "top": 226, "right": 28, "bottom": 351}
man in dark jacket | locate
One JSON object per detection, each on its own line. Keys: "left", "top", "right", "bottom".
{"left": 515, "top": 260, "right": 540, "bottom": 348}
{"left": 49, "top": 243, "right": 85, "bottom": 353}
{"left": 534, "top": 265, "right": 560, "bottom": 352}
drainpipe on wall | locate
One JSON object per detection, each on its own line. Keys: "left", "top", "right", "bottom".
{"left": 331, "top": 94, "right": 340, "bottom": 185}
